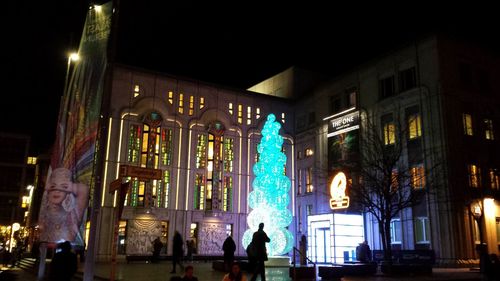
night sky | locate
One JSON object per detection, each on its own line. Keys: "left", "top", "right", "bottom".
{"left": 3, "top": 1, "right": 498, "bottom": 155}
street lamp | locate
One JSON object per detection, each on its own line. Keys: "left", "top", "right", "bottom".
{"left": 64, "top": 52, "right": 79, "bottom": 97}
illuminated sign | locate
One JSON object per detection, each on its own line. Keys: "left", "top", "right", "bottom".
{"left": 329, "top": 172, "right": 350, "bottom": 210}
{"left": 327, "top": 111, "right": 359, "bottom": 137}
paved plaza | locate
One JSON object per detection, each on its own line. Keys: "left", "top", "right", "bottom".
{"left": 1, "top": 259, "right": 486, "bottom": 281}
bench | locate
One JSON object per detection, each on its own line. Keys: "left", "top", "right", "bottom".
{"left": 373, "top": 250, "right": 435, "bottom": 275}
{"left": 318, "top": 265, "right": 344, "bottom": 280}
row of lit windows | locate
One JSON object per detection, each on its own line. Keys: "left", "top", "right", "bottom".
{"left": 467, "top": 164, "right": 499, "bottom": 189}
{"left": 228, "top": 103, "right": 286, "bottom": 125}
{"left": 132, "top": 85, "right": 206, "bottom": 116}
{"left": 463, "top": 114, "right": 495, "bottom": 140}
{"left": 382, "top": 113, "right": 422, "bottom": 146}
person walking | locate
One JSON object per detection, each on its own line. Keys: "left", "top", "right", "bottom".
{"left": 48, "top": 241, "right": 77, "bottom": 281}
{"left": 222, "top": 235, "right": 236, "bottom": 271}
{"left": 171, "top": 231, "right": 184, "bottom": 273}
{"left": 249, "top": 223, "right": 270, "bottom": 281}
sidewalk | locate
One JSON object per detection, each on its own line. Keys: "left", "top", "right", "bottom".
{"left": 2, "top": 260, "right": 483, "bottom": 281}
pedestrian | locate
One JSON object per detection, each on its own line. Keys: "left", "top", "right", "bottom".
{"left": 249, "top": 223, "right": 270, "bottom": 281}
{"left": 186, "top": 240, "right": 194, "bottom": 261}
{"left": 222, "top": 235, "right": 236, "bottom": 271}
{"left": 356, "top": 240, "right": 371, "bottom": 263}
{"left": 48, "top": 241, "right": 78, "bottom": 281}
{"left": 171, "top": 231, "right": 184, "bottom": 273}
{"left": 180, "top": 265, "right": 199, "bottom": 281}
{"left": 299, "top": 234, "right": 307, "bottom": 265}
{"left": 222, "top": 262, "right": 247, "bottom": 281}
{"left": 152, "top": 237, "right": 163, "bottom": 263}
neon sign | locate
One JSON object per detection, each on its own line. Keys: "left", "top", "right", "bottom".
{"left": 329, "top": 171, "right": 350, "bottom": 209}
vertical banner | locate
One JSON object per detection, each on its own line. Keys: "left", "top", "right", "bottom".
{"left": 39, "top": 2, "right": 112, "bottom": 246}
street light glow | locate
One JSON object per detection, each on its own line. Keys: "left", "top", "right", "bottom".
{"left": 69, "top": 53, "right": 80, "bottom": 62}
{"left": 94, "top": 5, "right": 102, "bottom": 12}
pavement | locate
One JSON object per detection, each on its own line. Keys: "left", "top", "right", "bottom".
{"left": 0, "top": 260, "right": 485, "bottom": 281}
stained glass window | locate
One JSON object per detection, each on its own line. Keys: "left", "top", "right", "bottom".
{"left": 194, "top": 174, "right": 205, "bottom": 210}
{"left": 223, "top": 138, "right": 234, "bottom": 172}
{"left": 127, "top": 125, "right": 141, "bottom": 163}
{"left": 196, "top": 134, "right": 207, "bottom": 169}
{"left": 161, "top": 128, "right": 173, "bottom": 166}
{"left": 223, "top": 176, "right": 233, "bottom": 211}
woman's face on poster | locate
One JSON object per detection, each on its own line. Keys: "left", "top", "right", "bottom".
{"left": 48, "top": 173, "right": 72, "bottom": 205}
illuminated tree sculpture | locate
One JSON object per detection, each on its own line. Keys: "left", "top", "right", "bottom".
{"left": 242, "top": 114, "right": 293, "bottom": 256}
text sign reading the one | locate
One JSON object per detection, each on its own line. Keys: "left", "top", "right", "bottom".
{"left": 327, "top": 111, "right": 360, "bottom": 137}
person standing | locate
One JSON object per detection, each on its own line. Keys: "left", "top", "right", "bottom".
{"left": 48, "top": 241, "right": 77, "bottom": 281}
{"left": 222, "top": 235, "right": 236, "bottom": 271}
{"left": 171, "top": 231, "right": 184, "bottom": 273}
{"left": 152, "top": 237, "right": 163, "bottom": 263}
{"left": 250, "top": 223, "right": 270, "bottom": 281}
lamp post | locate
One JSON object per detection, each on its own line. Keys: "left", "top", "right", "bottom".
{"left": 470, "top": 200, "right": 486, "bottom": 273}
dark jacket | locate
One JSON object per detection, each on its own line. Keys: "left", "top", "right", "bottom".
{"left": 222, "top": 236, "right": 236, "bottom": 260}
{"left": 49, "top": 248, "right": 77, "bottom": 281}
{"left": 251, "top": 229, "right": 270, "bottom": 261}
{"left": 173, "top": 232, "right": 184, "bottom": 257}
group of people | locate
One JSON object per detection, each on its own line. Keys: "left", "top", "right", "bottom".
{"left": 169, "top": 222, "right": 271, "bottom": 281}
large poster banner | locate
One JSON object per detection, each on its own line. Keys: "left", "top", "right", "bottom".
{"left": 39, "top": 2, "right": 112, "bottom": 245}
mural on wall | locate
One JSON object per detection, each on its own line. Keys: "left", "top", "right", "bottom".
{"left": 126, "top": 219, "right": 161, "bottom": 255}
{"left": 199, "top": 222, "right": 229, "bottom": 255}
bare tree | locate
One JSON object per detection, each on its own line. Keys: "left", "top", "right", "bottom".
{"left": 349, "top": 110, "right": 439, "bottom": 267}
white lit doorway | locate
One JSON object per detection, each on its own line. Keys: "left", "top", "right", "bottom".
{"left": 308, "top": 213, "right": 364, "bottom": 264}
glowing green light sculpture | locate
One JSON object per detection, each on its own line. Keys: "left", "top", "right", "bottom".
{"left": 242, "top": 114, "right": 293, "bottom": 256}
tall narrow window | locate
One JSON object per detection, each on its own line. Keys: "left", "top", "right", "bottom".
{"left": 133, "top": 85, "right": 140, "bottom": 98}
{"left": 306, "top": 167, "right": 313, "bottom": 193}
{"left": 384, "top": 122, "right": 396, "bottom": 145}
{"left": 168, "top": 91, "right": 174, "bottom": 104}
{"left": 390, "top": 219, "right": 402, "bottom": 244}
{"left": 199, "top": 97, "right": 205, "bottom": 109}
{"left": 414, "top": 217, "right": 430, "bottom": 244}
{"left": 178, "top": 93, "right": 184, "bottom": 114}
{"left": 247, "top": 106, "right": 252, "bottom": 125}
{"left": 127, "top": 125, "right": 141, "bottom": 163}
{"left": 194, "top": 174, "right": 205, "bottom": 210}
{"left": 379, "top": 76, "right": 395, "bottom": 99}
{"left": 399, "top": 67, "right": 416, "bottom": 92}
{"left": 408, "top": 113, "right": 422, "bottom": 139}
{"left": 256, "top": 108, "right": 261, "bottom": 119}
{"left": 223, "top": 138, "right": 234, "bottom": 172}
{"left": 410, "top": 165, "right": 425, "bottom": 189}
{"left": 237, "top": 104, "right": 243, "bottom": 124}
{"left": 463, "top": 114, "right": 473, "bottom": 136}
{"left": 161, "top": 128, "right": 173, "bottom": 166}
{"left": 223, "top": 176, "right": 233, "bottom": 211}
{"left": 281, "top": 113, "right": 286, "bottom": 124}
{"left": 228, "top": 103, "right": 233, "bottom": 115}
{"left": 189, "top": 96, "right": 194, "bottom": 116}
{"left": 484, "top": 119, "right": 494, "bottom": 140}
{"left": 195, "top": 134, "right": 207, "bottom": 169}
{"left": 391, "top": 170, "right": 399, "bottom": 191}
{"left": 489, "top": 168, "right": 499, "bottom": 189}
{"left": 468, "top": 164, "right": 481, "bottom": 188}
{"left": 162, "top": 170, "right": 170, "bottom": 208}
{"left": 297, "top": 169, "right": 302, "bottom": 194}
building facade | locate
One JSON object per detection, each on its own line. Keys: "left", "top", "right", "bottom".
{"left": 94, "top": 65, "right": 297, "bottom": 260}
{"left": 293, "top": 35, "right": 500, "bottom": 265}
